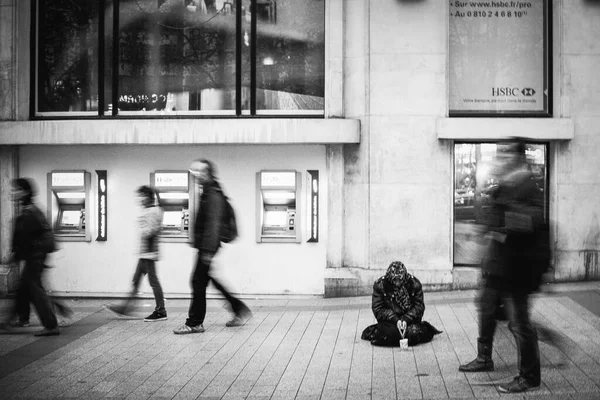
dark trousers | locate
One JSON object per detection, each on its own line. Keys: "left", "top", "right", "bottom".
{"left": 11, "top": 259, "right": 58, "bottom": 329}
{"left": 478, "top": 282, "right": 540, "bottom": 384}
{"left": 18, "top": 295, "right": 72, "bottom": 322}
{"left": 186, "top": 252, "right": 245, "bottom": 327}
{"left": 122, "top": 259, "right": 165, "bottom": 313}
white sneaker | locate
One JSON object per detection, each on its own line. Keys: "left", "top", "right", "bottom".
{"left": 173, "top": 324, "right": 204, "bottom": 334}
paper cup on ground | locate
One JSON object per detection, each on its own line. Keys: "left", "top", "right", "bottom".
{"left": 399, "top": 338, "right": 409, "bottom": 350}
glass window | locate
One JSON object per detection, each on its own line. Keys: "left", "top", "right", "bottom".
{"left": 453, "top": 142, "right": 548, "bottom": 266}
{"left": 36, "top": 0, "right": 99, "bottom": 114}
{"left": 34, "top": 0, "right": 325, "bottom": 117}
{"left": 116, "top": 0, "right": 237, "bottom": 115}
{"left": 448, "top": 0, "right": 550, "bottom": 116}
{"left": 255, "top": 0, "right": 324, "bottom": 113}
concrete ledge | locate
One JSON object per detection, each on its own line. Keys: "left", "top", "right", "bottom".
{"left": 452, "top": 267, "right": 482, "bottom": 290}
{"left": 0, "top": 118, "right": 361, "bottom": 145}
{"left": 325, "top": 267, "right": 454, "bottom": 298}
{"left": 436, "top": 118, "right": 574, "bottom": 141}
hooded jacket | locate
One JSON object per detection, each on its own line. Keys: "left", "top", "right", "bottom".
{"left": 372, "top": 276, "right": 425, "bottom": 325}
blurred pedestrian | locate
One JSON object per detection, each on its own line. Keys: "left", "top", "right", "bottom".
{"left": 173, "top": 159, "right": 251, "bottom": 334}
{"left": 0, "top": 178, "right": 59, "bottom": 336}
{"left": 361, "top": 261, "right": 441, "bottom": 347}
{"left": 105, "top": 185, "right": 167, "bottom": 321}
{"left": 459, "top": 140, "right": 547, "bottom": 393}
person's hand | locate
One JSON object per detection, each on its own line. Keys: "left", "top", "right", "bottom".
{"left": 201, "top": 253, "right": 213, "bottom": 264}
{"left": 397, "top": 320, "right": 407, "bottom": 337}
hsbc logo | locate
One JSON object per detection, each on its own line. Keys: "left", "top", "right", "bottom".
{"left": 521, "top": 88, "right": 535, "bottom": 96}
{"left": 492, "top": 87, "right": 536, "bottom": 97}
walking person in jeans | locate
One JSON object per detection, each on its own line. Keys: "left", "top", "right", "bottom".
{"left": 173, "top": 159, "right": 251, "bottom": 334}
{"left": 1, "top": 178, "right": 60, "bottom": 336}
{"left": 459, "top": 140, "right": 545, "bottom": 393}
{"left": 105, "top": 186, "right": 167, "bottom": 321}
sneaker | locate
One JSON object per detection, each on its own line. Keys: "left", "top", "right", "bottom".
{"left": 173, "top": 324, "right": 204, "bottom": 334}
{"left": 144, "top": 311, "right": 167, "bottom": 322}
{"left": 226, "top": 305, "right": 253, "bottom": 327}
{"left": 226, "top": 316, "right": 245, "bottom": 327}
{"left": 58, "top": 318, "right": 73, "bottom": 327}
{"left": 103, "top": 304, "right": 128, "bottom": 318}
{"left": 9, "top": 320, "right": 31, "bottom": 328}
{"left": 34, "top": 327, "right": 60, "bottom": 337}
{"left": 498, "top": 376, "right": 540, "bottom": 393}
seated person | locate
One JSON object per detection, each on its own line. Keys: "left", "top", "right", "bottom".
{"left": 362, "top": 261, "right": 442, "bottom": 347}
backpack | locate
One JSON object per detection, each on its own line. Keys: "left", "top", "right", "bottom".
{"left": 220, "top": 193, "right": 238, "bottom": 243}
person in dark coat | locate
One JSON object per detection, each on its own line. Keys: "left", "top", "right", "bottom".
{"left": 0, "top": 178, "right": 60, "bottom": 336}
{"left": 459, "top": 140, "right": 544, "bottom": 394}
{"left": 173, "top": 159, "right": 251, "bottom": 334}
{"left": 361, "top": 261, "right": 441, "bottom": 346}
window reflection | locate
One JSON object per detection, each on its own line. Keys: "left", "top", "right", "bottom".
{"left": 255, "top": 0, "right": 325, "bottom": 112}
{"left": 36, "top": 0, "right": 99, "bottom": 113}
{"left": 36, "top": 0, "right": 325, "bottom": 115}
{"left": 453, "top": 142, "right": 548, "bottom": 266}
{"left": 117, "top": 0, "right": 237, "bottom": 114}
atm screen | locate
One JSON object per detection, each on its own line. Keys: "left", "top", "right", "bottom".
{"left": 264, "top": 210, "right": 287, "bottom": 227}
{"left": 162, "top": 211, "right": 182, "bottom": 228}
{"left": 61, "top": 210, "right": 81, "bottom": 228}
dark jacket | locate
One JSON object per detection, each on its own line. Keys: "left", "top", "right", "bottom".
{"left": 194, "top": 180, "right": 224, "bottom": 255}
{"left": 12, "top": 204, "right": 47, "bottom": 261}
{"left": 372, "top": 276, "right": 425, "bottom": 325}
{"left": 483, "top": 166, "right": 549, "bottom": 292}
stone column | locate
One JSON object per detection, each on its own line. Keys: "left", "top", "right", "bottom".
{"left": 0, "top": 0, "right": 16, "bottom": 120}
{"left": 0, "top": 146, "right": 18, "bottom": 294}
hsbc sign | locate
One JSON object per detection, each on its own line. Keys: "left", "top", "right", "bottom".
{"left": 491, "top": 87, "right": 536, "bottom": 97}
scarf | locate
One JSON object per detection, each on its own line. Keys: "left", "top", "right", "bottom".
{"left": 385, "top": 261, "right": 413, "bottom": 315}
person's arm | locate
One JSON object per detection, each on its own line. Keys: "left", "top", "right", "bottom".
{"left": 200, "top": 188, "right": 224, "bottom": 254}
{"left": 139, "top": 209, "right": 154, "bottom": 239}
{"left": 372, "top": 280, "right": 400, "bottom": 323}
{"left": 398, "top": 278, "right": 425, "bottom": 324}
{"left": 11, "top": 218, "right": 20, "bottom": 261}
{"left": 19, "top": 210, "right": 44, "bottom": 259}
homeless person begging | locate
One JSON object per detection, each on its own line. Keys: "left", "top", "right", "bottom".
{"left": 361, "top": 261, "right": 442, "bottom": 347}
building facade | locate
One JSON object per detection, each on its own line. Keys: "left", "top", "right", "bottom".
{"left": 0, "top": 0, "right": 598, "bottom": 298}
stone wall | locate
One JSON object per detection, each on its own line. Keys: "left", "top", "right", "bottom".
{"left": 554, "top": 1, "right": 600, "bottom": 282}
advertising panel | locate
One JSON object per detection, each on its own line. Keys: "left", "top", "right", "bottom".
{"left": 449, "top": 0, "right": 549, "bottom": 115}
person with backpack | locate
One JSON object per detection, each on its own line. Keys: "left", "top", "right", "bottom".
{"left": 0, "top": 178, "right": 60, "bottom": 336}
{"left": 173, "top": 159, "right": 251, "bottom": 334}
{"left": 105, "top": 186, "right": 167, "bottom": 321}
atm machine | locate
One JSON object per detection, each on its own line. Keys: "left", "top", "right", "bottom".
{"left": 151, "top": 170, "right": 194, "bottom": 241}
{"left": 256, "top": 170, "right": 301, "bottom": 243}
{"left": 47, "top": 170, "right": 92, "bottom": 241}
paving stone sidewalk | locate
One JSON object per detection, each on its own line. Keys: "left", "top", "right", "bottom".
{"left": 1, "top": 282, "right": 599, "bottom": 399}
